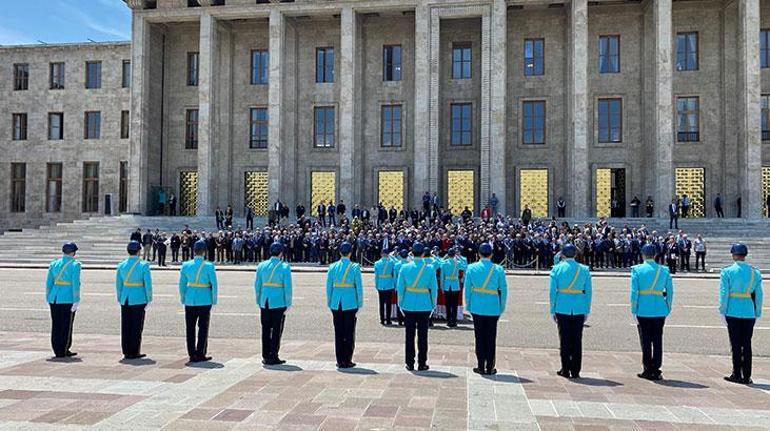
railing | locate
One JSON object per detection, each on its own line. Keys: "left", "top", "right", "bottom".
{"left": 677, "top": 131, "right": 699, "bottom": 143}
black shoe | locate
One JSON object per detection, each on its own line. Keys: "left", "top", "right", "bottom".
{"left": 65, "top": 351, "right": 77, "bottom": 357}
{"left": 556, "top": 369, "right": 570, "bottom": 379}
{"left": 273, "top": 358, "right": 286, "bottom": 365}
{"left": 473, "top": 367, "right": 483, "bottom": 374}
{"left": 418, "top": 364, "right": 430, "bottom": 371}
{"left": 486, "top": 369, "right": 497, "bottom": 375}
{"left": 570, "top": 373, "right": 581, "bottom": 379}
{"left": 724, "top": 375, "right": 743, "bottom": 384}
{"left": 192, "top": 356, "right": 211, "bottom": 363}
{"left": 743, "top": 378, "right": 754, "bottom": 385}
{"left": 405, "top": 364, "right": 414, "bottom": 371}
{"left": 386, "top": 321, "right": 392, "bottom": 326}
{"left": 336, "top": 363, "right": 345, "bottom": 369}
{"left": 347, "top": 362, "right": 356, "bottom": 368}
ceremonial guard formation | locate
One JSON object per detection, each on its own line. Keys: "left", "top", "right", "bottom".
{"left": 440, "top": 248, "right": 468, "bottom": 328}
{"left": 45, "top": 242, "right": 81, "bottom": 359}
{"left": 115, "top": 241, "right": 153, "bottom": 360}
{"left": 396, "top": 242, "right": 438, "bottom": 371}
{"left": 325, "top": 242, "right": 364, "bottom": 368}
{"left": 254, "top": 242, "right": 293, "bottom": 365}
{"left": 373, "top": 248, "right": 396, "bottom": 325}
{"left": 178, "top": 240, "right": 218, "bottom": 363}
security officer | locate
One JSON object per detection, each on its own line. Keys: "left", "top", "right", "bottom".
{"left": 326, "top": 242, "right": 364, "bottom": 368}
{"left": 374, "top": 248, "right": 397, "bottom": 325}
{"left": 393, "top": 248, "right": 411, "bottom": 326}
{"left": 179, "top": 239, "right": 218, "bottom": 363}
{"left": 720, "top": 243, "right": 763, "bottom": 384}
{"left": 116, "top": 241, "right": 153, "bottom": 360}
{"left": 440, "top": 248, "right": 468, "bottom": 327}
{"left": 46, "top": 242, "right": 81, "bottom": 359}
{"left": 465, "top": 243, "right": 507, "bottom": 375}
{"left": 254, "top": 242, "right": 293, "bottom": 366}
{"left": 396, "top": 242, "right": 438, "bottom": 371}
{"left": 549, "top": 244, "right": 592, "bottom": 379}
{"left": 630, "top": 244, "right": 673, "bottom": 380}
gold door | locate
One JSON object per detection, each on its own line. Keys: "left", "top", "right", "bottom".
{"left": 447, "top": 170, "right": 475, "bottom": 214}
{"left": 244, "top": 171, "right": 268, "bottom": 216}
{"left": 519, "top": 169, "right": 549, "bottom": 217}
{"left": 311, "top": 171, "right": 336, "bottom": 216}
{"left": 763, "top": 166, "right": 770, "bottom": 218}
{"left": 179, "top": 171, "right": 198, "bottom": 216}
{"left": 378, "top": 171, "right": 404, "bottom": 211}
{"left": 595, "top": 168, "right": 612, "bottom": 217}
{"left": 675, "top": 167, "right": 705, "bottom": 218}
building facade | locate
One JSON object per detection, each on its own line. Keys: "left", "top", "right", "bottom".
{"left": 2, "top": 0, "right": 770, "bottom": 230}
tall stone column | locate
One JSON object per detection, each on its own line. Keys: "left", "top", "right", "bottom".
{"left": 653, "top": 0, "right": 673, "bottom": 218}
{"left": 339, "top": 7, "right": 359, "bottom": 207}
{"left": 488, "top": 0, "right": 508, "bottom": 214}
{"left": 128, "top": 13, "right": 150, "bottom": 214}
{"left": 569, "top": 0, "right": 589, "bottom": 217}
{"left": 268, "top": 9, "right": 284, "bottom": 208}
{"left": 197, "top": 12, "right": 218, "bottom": 216}
{"left": 738, "top": 0, "right": 762, "bottom": 218}
{"left": 413, "top": 4, "right": 432, "bottom": 207}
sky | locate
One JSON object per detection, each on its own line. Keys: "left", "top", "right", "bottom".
{"left": 0, "top": 0, "right": 131, "bottom": 46}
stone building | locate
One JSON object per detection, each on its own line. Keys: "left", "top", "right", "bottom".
{"left": 2, "top": 0, "right": 770, "bottom": 230}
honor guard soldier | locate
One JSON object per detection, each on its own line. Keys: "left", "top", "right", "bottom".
{"left": 396, "top": 242, "right": 438, "bottom": 371}
{"left": 440, "top": 248, "right": 468, "bottom": 327}
{"left": 326, "top": 242, "right": 364, "bottom": 368}
{"left": 549, "top": 244, "right": 592, "bottom": 379}
{"left": 465, "top": 243, "right": 507, "bottom": 375}
{"left": 720, "top": 243, "right": 763, "bottom": 384}
{"left": 393, "top": 248, "right": 411, "bottom": 326}
{"left": 116, "top": 241, "right": 153, "bottom": 360}
{"left": 179, "top": 239, "right": 218, "bottom": 363}
{"left": 255, "top": 242, "right": 293, "bottom": 365}
{"left": 374, "top": 248, "right": 397, "bottom": 325}
{"left": 630, "top": 244, "right": 673, "bottom": 380}
{"left": 46, "top": 242, "right": 81, "bottom": 359}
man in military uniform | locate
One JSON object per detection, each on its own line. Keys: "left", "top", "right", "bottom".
{"left": 549, "top": 244, "right": 592, "bottom": 379}
{"left": 720, "top": 243, "right": 763, "bottom": 384}
{"left": 179, "top": 240, "right": 218, "bottom": 363}
{"left": 46, "top": 242, "right": 81, "bottom": 359}
{"left": 440, "top": 248, "right": 468, "bottom": 328}
{"left": 116, "top": 241, "right": 153, "bottom": 360}
{"left": 374, "top": 248, "right": 397, "bottom": 325}
{"left": 393, "top": 248, "right": 410, "bottom": 326}
{"left": 465, "top": 243, "right": 508, "bottom": 375}
{"left": 326, "top": 242, "right": 364, "bottom": 368}
{"left": 630, "top": 244, "right": 673, "bottom": 380}
{"left": 396, "top": 242, "right": 438, "bottom": 371}
{"left": 254, "top": 242, "right": 293, "bottom": 365}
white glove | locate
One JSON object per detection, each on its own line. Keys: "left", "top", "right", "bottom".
{"left": 551, "top": 314, "right": 557, "bottom": 323}
{"left": 583, "top": 314, "right": 589, "bottom": 324}
{"left": 632, "top": 315, "right": 639, "bottom": 325}
{"left": 71, "top": 302, "right": 80, "bottom": 312}
{"left": 722, "top": 314, "right": 728, "bottom": 326}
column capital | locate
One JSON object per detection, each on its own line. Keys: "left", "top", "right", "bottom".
{"left": 125, "top": 0, "right": 144, "bottom": 10}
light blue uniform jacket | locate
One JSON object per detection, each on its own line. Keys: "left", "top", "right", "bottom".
{"left": 396, "top": 258, "right": 438, "bottom": 312}
{"left": 549, "top": 259, "right": 592, "bottom": 316}
{"left": 464, "top": 259, "right": 507, "bottom": 316}
{"left": 178, "top": 257, "right": 218, "bottom": 306}
{"left": 630, "top": 260, "right": 673, "bottom": 318}
{"left": 374, "top": 256, "right": 397, "bottom": 291}
{"left": 326, "top": 258, "right": 364, "bottom": 311}
{"left": 719, "top": 262, "right": 763, "bottom": 319}
{"left": 46, "top": 256, "right": 81, "bottom": 304}
{"left": 116, "top": 256, "right": 153, "bottom": 305}
{"left": 440, "top": 256, "right": 468, "bottom": 292}
{"left": 254, "top": 257, "right": 293, "bottom": 309}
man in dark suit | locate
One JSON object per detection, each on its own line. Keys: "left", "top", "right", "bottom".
{"left": 668, "top": 200, "right": 679, "bottom": 230}
{"left": 317, "top": 201, "right": 327, "bottom": 227}
{"left": 714, "top": 194, "right": 724, "bottom": 218}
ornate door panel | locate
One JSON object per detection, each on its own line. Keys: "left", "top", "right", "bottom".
{"left": 378, "top": 171, "right": 405, "bottom": 211}
{"left": 244, "top": 171, "right": 268, "bottom": 216}
{"left": 311, "top": 171, "right": 336, "bottom": 216}
{"left": 763, "top": 167, "right": 770, "bottom": 218}
{"left": 675, "top": 167, "right": 705, "bottom": 218}
{"left": 179, "top": 171, "right": 198, "bottom": 216}
{"left": 595, "top": 168, "right": 611, "bottom": 217}
{"left": 519, "top": 169, "right": 549, "bottom": 217}
{"left": 447, "top": 170, "right": 475, "bottom": 214}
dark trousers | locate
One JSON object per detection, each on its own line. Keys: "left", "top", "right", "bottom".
{"left": 637, "top": 317, "right": 665, "bottom": 375}
{"left": 260, "top": 305, "right": 286, "bottom": 361}
{"left": 444, "top": 290, "right": 460, "bottom": 326}
{"left": 121, "top": 302, "right": 146, "bottom": 357}
{"left": 695, "top": 252, "right": 706, "bottom": 271}
{"left": 556, "top": 313, "right": 585, "bottom": 376}
{"left": 680, "top": 253, "right": 690, "bottom": 271}
{"left": 472, "top": 314, "right": 499, "bottom": 372}
{"left": 184, "top": 305, "right": 211, "bottom": 359}
{"left": 332, "top": 307, "right": 357, "bottom": 365}
{"left": 715, "top": 206, "right": 724, "bottom": 217}
{"left": 404, "top": 311, "right": 431, "bottom": 367}
{"left": 669, "top": 215, "right": 678, "bottom": 229}
{"left": 246, "top": 216, "right": 254, "bottom": 230}
{"left": 49, "top": 303, "right": 75, "bottom": 357}
{"left": 726, "top": 316, "right": 755, "bottom": 380}
{"left": 171, "top": 247, "right": 179, "bottom": 262}
{"left": 377, "top": 290, "right": 393, "bottom": 324}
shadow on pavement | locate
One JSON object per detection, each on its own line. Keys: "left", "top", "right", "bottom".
{"left": 654, "top": 379, "right": 709, "bottom": 389}
{"left": 431, "top": 325, "right": 474, "bottom": 332}
{"left": 119, "top": 358, "right": 157, "bottom": 366}
{"left": 748, "top": 382, "right": 770, "bottom": 391}
{"left": 572, "top": 377, "right": 623, "bottom": 387}
{"left": 338, "top": 367, "right": 378, "bottom": 375}
{"left": 482, "top": 374, "right": 533, "bottom": 384}
{"left": 411, "top": 370, "right": 457, "bottom": 379}
{"left": 46, "top": 357, "right": 83, "bottom": 363}
{"left": 263, "top": 364, "right": 303, "bottom": 372}
{"left": 186, "top": 361, "right": 225, "bottom": 369}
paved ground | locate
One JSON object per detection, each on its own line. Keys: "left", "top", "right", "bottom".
{"left": 1, "top": 268, "right": 770, "bottom": 430}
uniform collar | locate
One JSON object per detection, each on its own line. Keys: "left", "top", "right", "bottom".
{"left": 644, "top": 259, "right": 655, "bottom": 263}
{"left": 735, "top": 261, "right": 749, "bottom": 266}
{"left": 270, "top": 256, "right": 281, "bottom": 263}
{"left": 128, "top": 256, "right": 139, "bottom": 261}
{"left": 413, "top": 257, "right": 423, "bottom": 263}
{"left": 194, "top": 256, "right": 204, "bottom": 262}
{"left": 340, "top": 257, "right": 351, "bottom": 263}
{"left": 62, "top": 255, "right": 73, "bottom": 261}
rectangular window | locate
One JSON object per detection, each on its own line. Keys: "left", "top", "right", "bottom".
{"left": 676, "top": 97, "right": 699, "bottom": 142}
{"left": 450, "top": 103, "right": 472, "bottom": 146}
{"left": 13, "top": 64, "right": 29, "bottom": 91}
{"left": 187, "top": 52, "right": 199, "bottom": 86}
{"left": 522, "top": 101, "right": 546, "bottom": 145}
{"left": 185, "top": 109, "right": 199, "bottom": 149}
{"left": 762, "top": 95, "right": 770, "bottom": 141}
{"left": 84, "top": 111, "right": 101, "bottom": 139}
{"left": 314, "top": 106, "right": 335, "bottom": 148}
{"left": 250, "top": 50, "right": 269, "bottom": 85}
{"left": 122, "top": 60, "right": 131, "bottom": 88}
{"left": 598, "top": 98, "right": 622, "bottom": 143}
{"left": 50, "top": 62, "right": 65, "bottom": 89}
{"left": 316, "top": 47, "right": 334, "bottom": 83}
{"left": 676, "top": 32, "right": 698, "bottom": 71}
{"left": 10, "top": 163, "right": 26, "bottom": 213}
{"left": 762, "top": 29, "right": 770, "bottom": 69}
{"left": 383, "top": 45, "right": 402, "bottom": 81}
{"left": 12, "top": 113, "right": 27, "bottom": 141}
{"left": 85, "top": 61, "right": 102, "bottom": 89}
{"left": 598, "top": 35, "right": 620, "bottom": 73}
{"left": 46, "top": 163, "right": 63, "bottom": 213}
{"left": 82, "top": 162, "right": 99, "bottom": 213}
{"left": 48, "top": 112, "right": 64, "bottom": 140}
{"left": 381, "top": 104, "right": 402, "bottom": 147}
{"left": 524, "top": 39, "right": 544, "bottom": 76}
{"left": 121, "top": 110, "right": 130, "bottom": 139}
{"left": 452, "top": 43, "right": 472, "bottom": 79}
{"left": 119, "top": 161, "right": 128, "bottom": 213}
{"left": 249, "top": 107, "right": 268, "bottom": 149}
